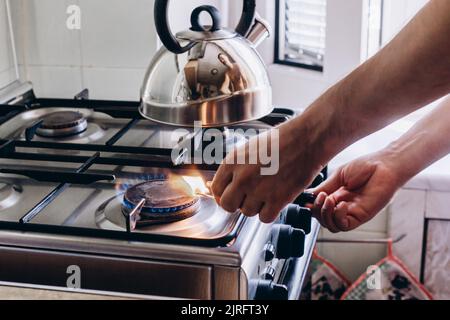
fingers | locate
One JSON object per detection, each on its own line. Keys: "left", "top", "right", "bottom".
{"left": 320, "top": 196, "right": 340, "bottom": 233}
{"left": 310, "top": 192, "right": 327, "bottom": 219}
{"left": 211, "top": 164, "right": 233, "bottom": 201}
{"left": 240, "top": 197, "right": 264, "bottom": 217}
{"left": 334, "top": 202, "right": 351, "bottom": 231}
{"left": 220, "top": 182, "right": 245, "bottom": 213}
{"left": 259, "top": 203, "right": 283, "bottom": 224}
{"left": 314, "top": 197, "right": 362, "bottom": 233}
{"left": 311, "top": 169, "right": 343, "bottom": 196}
{"left": 311, "top": 192, "right": 348, "bottom": 233}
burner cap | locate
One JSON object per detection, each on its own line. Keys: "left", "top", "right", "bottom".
{"left": 122, "top": 179, "right": 199, "bottom": 222}
{"left": 36, "top": 111, "right": 88, "bottom": 137}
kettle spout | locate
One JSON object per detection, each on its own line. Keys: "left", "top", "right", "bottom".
{"left": 245, "top": 13, "right": 272, "bottom": 47}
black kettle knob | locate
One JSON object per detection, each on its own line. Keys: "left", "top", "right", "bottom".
{"left": 190, "top": 5, "right": 222, "bottom": 32}
{"left": 254, "top": 280, "right": 288, "bottom": 300}
{"left": 282, "top": 205, "right": 312, "bottom": 235}
{"left": 272, "top": 225, "right": 305, "bottom": 259}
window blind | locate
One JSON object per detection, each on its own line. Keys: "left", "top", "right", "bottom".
{"left": 280, "top": 0, "right": 327, "bottom": 69}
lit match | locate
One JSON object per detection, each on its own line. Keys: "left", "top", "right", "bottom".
{"left": 181, "top": 176, "right": 214, "bottom": 199}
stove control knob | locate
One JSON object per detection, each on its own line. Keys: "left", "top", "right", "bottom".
{"left": 254, "top": 280, "right": 288, "bottom": 300}
{"left": 282, "top": 205, "right": 312, "bottom": 235}
{"left": 272, "top": 225, "right": 305, "bottom": 259}
{"left": 262, "top": 266, "right": 276, "bottom": 281}
{"left": 263, "top": 243, "right": 276, "bottom": 262}
{"left": 296, "top": 192, "right": 317, "bottom": 207}
{"left": 311, "top": 172, "right": 325, "bottom": 188}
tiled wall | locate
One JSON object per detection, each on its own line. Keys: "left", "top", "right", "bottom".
{"left": 10, "top": 0, "right": 223, "bottom": 100}
{"left": 0, "top": 0, "right": 17, "bottom": 89}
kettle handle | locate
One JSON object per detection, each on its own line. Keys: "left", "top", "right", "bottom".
{"left": 154, "top": 0, "right": 256, "bottom": 54}
{"left": 236, "top": 0, "right": 257, "bottom": 37}
{"left": 154, "top": 0, "right": 195, "bottom": 54}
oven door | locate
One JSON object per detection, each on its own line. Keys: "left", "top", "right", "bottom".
{"left": 0, "top": 246, "right": 214, "bottom": 299}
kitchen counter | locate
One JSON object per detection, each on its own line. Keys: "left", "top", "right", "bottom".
{"left": 0, "top": 282, "right": 154, "bottom": 300}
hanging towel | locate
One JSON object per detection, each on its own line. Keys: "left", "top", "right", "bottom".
{"left": 341, "top": 240, "right": 433, "bottom": 300}
{"left": 301, "top": 250, "right": 351, "bottom": 300}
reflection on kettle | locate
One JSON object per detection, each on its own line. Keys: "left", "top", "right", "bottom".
{"left": 184, "top": 52, "right": 248, "bottom": 101}
{"left": 218, "top": 53, "right": 248, "bottom": 94}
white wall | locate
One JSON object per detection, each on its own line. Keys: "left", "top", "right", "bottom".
{"left": 0, "top": 0, "right": 17, "bottom": 89}
{"left": 10, "top": 0, "right": 223, "bottom": 100}
{"left": 10, "top": 0, "right": 156, "bottom": 99}
{"left": 382, "top": 0, "right": 429, "bottom": 44}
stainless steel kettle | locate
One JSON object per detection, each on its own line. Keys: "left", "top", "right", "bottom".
{"left": 140, "top": 0, "right": 272, "bottom": 128}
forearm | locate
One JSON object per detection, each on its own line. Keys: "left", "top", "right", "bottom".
{"left": 290, "top": 0, "right": 450, "bottom": 166}
{"left": 382, "top": 96, "right": 450, "bottom": 186}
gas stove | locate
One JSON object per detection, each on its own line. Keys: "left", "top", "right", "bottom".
{"left": 0, "top": 83, "right": 324, "bottom": 300}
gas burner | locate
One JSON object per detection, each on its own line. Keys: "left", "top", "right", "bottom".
{"left": 0, "top": 182, "right": 22, "bottom": 211}
{"left": 95, "top": 189, "right": 240, "bottom": 238}
{"left": 121, "top": 179, "right": 200, "bottom": 224}
{"left": 94, "top": 173, "right": 241, "bottom": 236}
{"left": 20, "top": 109, "right": 109, "bottom": 144}
{"left": 36, "top": 111, "right": 88, "bottom": 138}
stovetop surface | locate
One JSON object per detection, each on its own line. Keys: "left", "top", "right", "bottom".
{"left": 0, "top": 89, "right": 295, "bottom": 247}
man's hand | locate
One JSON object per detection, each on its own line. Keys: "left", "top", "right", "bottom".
{"left": 211, "top": 124, "right": 324, "bottom": 223}
{"left": 211, "top": 0, "right": 450, "bottom": 227}
{"left": 310, "top": 152, "right": 401, "bottom": 233}
{"left": 311, "top": 94, "right": 450, "bottom": 233}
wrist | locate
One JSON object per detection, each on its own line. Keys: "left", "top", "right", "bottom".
{"left": 376, "top": 144, "right": 415, "bottom": 188}
{"left": 293, "top": 87, "right": 353, "bottom": 165}
{"left": 285, "top": 114, "right": 333, "bottom": 170}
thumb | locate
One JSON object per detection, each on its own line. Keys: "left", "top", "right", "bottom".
{"left": 310, "top": 170, "right": 343, "bottom": 195}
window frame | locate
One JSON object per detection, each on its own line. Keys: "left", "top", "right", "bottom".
{"left": 274, "top": 0, "right": 324, "bottom": 72}
{"left": 227, "top": 0, "right": 385, "bottom": 109}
